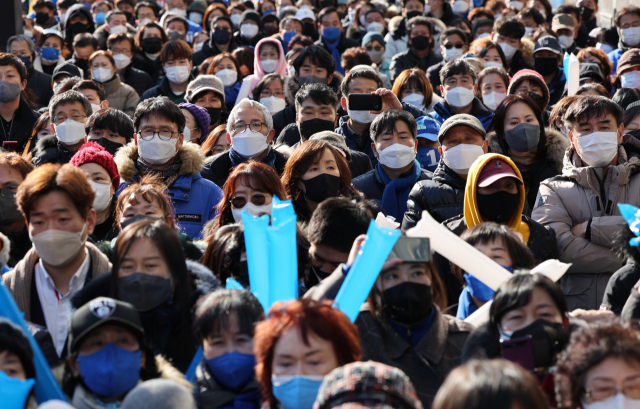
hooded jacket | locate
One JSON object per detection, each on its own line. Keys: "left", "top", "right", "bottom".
{"left": 100, "top": 74, "right": 139, "bottom": 117}
{"left": 200, "top": 146, "right": 289, "bottom": 188}
{"left": 192, "top": 35, "right": 243, "bottom": 67}
{"left": 31, "top": 134, "right": 80, "bottom": 167}
{"left": 532, "top": 146, "right": 640, "bottom": 309}
{"left": 234, "top": 38, "right": 288, "bottom": 104}
{"left": 63, "top": 4, "right": 95, "bottom": 50}
{"left": 233, "top": 10, "right": 265, "bottom": 47}
{"left": 131, "top": 51, "right": 164, "bottom": 85}
{"left": 429, "top": 98, "right": 494, "bottom": 131}
{"left": 2, "top": 96, "right": 39, "bottom": 154}
{"left": 488, "top": 127, "right": 569, "bottom": 215}
{"left": 115, "top": 141, "right": 224, "bottom": 240}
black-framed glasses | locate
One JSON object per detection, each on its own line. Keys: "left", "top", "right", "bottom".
{"left": 444, "top": 43, "right": 464, "bottom": 49}
{"left": 53, "top": 114, "right": 87, "bottom": 125}
{"left": 138, "top": 130, "right": 180, "bottom": 141}
{"left": 230, "top": 193, "right": 267, "bottom": 208}
{"left": 231, "top": 122, "right": 267, "bottom": 134}
{"left": 583, "top": 381, "right": 640, "bottom": 403}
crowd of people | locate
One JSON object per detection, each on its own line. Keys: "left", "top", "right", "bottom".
{"left": 2, "top": 0, "right": 640, "bottom": 407}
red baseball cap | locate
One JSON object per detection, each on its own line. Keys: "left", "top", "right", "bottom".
{"left": 478, "top": 159, "right": 523, "bottom": 188}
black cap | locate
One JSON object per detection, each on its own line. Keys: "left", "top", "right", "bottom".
{"left": 52, "top": 63, "right": 84, "bottom": 82}
{"left": 579, "top": 63, "right": 604, "bottom": 83}
{"left": 68, "top": 297, "right": 144, "bottom": 355}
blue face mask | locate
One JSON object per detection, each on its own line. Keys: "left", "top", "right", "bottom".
{"left": 16, "top": 55, "right": 31, "bottom": 69}
{"left": 272, "top": 375, "right": 324, "bottom": 409}
{"left": 94, "top": 12, "right": 106, "bottom": 25}
{"left": 465, "top": 265, "right": 513, "bottom": 302}
{"left": 282, "top": 31, "right": 296, "bottom": 44}
{"left": 40, "top": 47, "right": 60, "bottom": 62}
{"left": 322, "top": 26, "right": 341, "bottom": 41}
{"left": 205, "top": 352, "right": 256, "bottom": 391}
{"left": 416, "top": 146, "right": 440, "bottom": 172}
{"left": 0, "top": 370, "right": 35, "bottom": 409}
{"left": 77, "top": 343, "right": 142, "bottom": 398}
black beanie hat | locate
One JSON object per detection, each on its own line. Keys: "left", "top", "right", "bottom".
{"left": 0, "top": 318, "right": 36, "bottom": 379}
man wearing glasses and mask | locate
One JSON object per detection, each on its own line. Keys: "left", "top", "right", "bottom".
{"left": 114, "top": 96, "right": 223, "bottom": 239}
{"left": 201, "top": 99, "right": 289, "bottom": 188}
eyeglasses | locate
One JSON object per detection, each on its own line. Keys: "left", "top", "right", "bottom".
{"left": 583, "top": 381, "right": 640, "bottom": 403}
{"left": 444, "top": 43, "right": 464, "bottom": 49}
{"left": 365, "top": 46, "right": 383, "bottom": 52}
{"left": 110, "top": 48, "right": 131, "bottom": 55}
{"left": 260, "top": 89, "right": 284, "bottom": 98}
{"left": 230, "top": 193, "right": 268, "bottom": 208}
{"left": 138, "top": 130, "right": 180, "bottom": 140}
{"left": 231, "top": 122, "right": 267, "bottom": 134}
{"left": 53, "top": 114, "right": 87, "bottom": 125}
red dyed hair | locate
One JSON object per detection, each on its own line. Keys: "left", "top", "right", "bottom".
{"left": 254, "top": 299, "right": 361, "bottom": 407}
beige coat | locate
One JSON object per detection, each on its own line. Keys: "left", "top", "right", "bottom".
{"left": 101, "top": 74, "right": 139, "bottom": 117}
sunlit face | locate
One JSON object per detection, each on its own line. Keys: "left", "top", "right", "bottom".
{"left": 297, "top": 57, "right": 332, "bottom": 83}
{"left": 568, "top": 112, "right": 623, "bottom": 154}
{"left": 374, "top": 120, "right": 417, "bottom": 157}
{"left": 120, "top": 192, "right": 166, "bottom": 224}
{"left": 503, "top": 102, "right": 539, "bottom": 133}
{"left": 107, "top": 13, "right": 127, "bottom": 28}
{"left": 90, "top": 55, "right": 114, "bottom": 73}
{"left": 215, "top": 57, "right": 236, "bottom": 73}
{"left": 618, "top": 13, "right": 640, "bottom": 30}
{"left": 296, "top": 98, "right": 337, "bottom": 131}
{"left": 142, "top": 27, "right": 163, "bottom": 39}
{"left": 406, "top": 0, "right": 425, "bottom": 13}
{"left": 475, "top": 24, "right": 493, "bottom": 38}
{"left": 481, "top": 73, "right": 507, "bottom": 95}
{"left": 626, "top": 113, "right": 640, "bottom": 132}
{"left": 473, "top": 237, "right": 513, "bottom": 268}
{"left": 194, "top": 91, "right": 222, "bottom": 109}
{"left": 259, "top": 44, "right": 279, "bottom": 61}
{"left": 271, "top": 325, "right": 339, "bottom": 376}
{"left": 78, "top": 162, "right": 115, "bottom": 198}
{"left": 442, "top": 73, "right": 474, "bottom": 92}
{"left": 300, "top": 148, "right": 340, "bottom": 182}
{"left": 515, "top": 79, "right": 543, "bottom": 98}
{"left": 477, "top": 177, "right": 519, "bottom": 195}
{"left": 117, "top": 236, "right": 172, "bottom": 280}
{"left": 492, "top": 33, "right": 521, "bottom": 51}
{"left": 231, "top": 176, "right": 274, "bottom": 209}
{"left": 309, "top": 243, "right": 347, "bottom": 275}
{"left": 500, "top": 287, "right": 563, "bottom": 332}
{"left": 0, "top": 350, "right": 26, "bottom": 380}
{"left": 212, "top": 133, "right": 231, "bottom": 155}
{"left": 87, "top": 128, "right": 126, "bottom": 145}
{"left": 376, "top": 262, "right": 432, "bottom": 292}
{"left": 28, "top": 190, "right": 94, "bottom": 240}
{"left": 167, "top": 21, "right": 187, "bottom": 35}
{"left": 439, "top": 126, "right": 487, "bottom": 154}
{"left": 482, "top": 47, "right": 503, "bottom": 64}
{"left": 9, "top": 40, "right": 31, "bottom": 66}
{"left": 202, "top": 312, "right": 254, "bottom": 359}
{"left": 42, "top": 36, "right": 62, "bottom": 50}
{"left": 180, "top": 108, "right": 201, "bottom": 142}
{"left": 582, "top": 358, "right": 640, "bottom": 405}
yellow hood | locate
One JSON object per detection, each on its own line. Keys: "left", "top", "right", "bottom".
{"left": 463, "top": 153, "right": 530, "bottom": 243}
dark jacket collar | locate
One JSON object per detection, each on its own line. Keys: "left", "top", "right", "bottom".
{"left": 433, "top": 160, "right": 467, "bottom": 189}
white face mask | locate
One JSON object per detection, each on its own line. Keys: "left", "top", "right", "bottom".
{"left": 377, "top": 143, "right": 416, "bottom": 169}
{"left": 443, "top": 143, "right": 484, "bottom": 174}
{"left": 507, "top": 0, "right": 523, "bottom": 10}
{"left": 367, "top": 49, "right": 385, "bottom": 63}
{"left": 494, "top": 13, "right": 502, "bottom": 20}
{"left": 498, "top": 41, "right": 517, "bottom": 60}
{"left": 109, "top": 24, "right": 127, "bottom": 34}
{"left": 231, "top": 201, "right": 272, "bottom": 223}
{"left": 288, "top": 66, "right": 296, "bottom": 76}
{"left": 30, "top": 224, "right": 87, "bottom": 267}
{"left": 402, "top": 93, "right": 425, "bottom": 108}
{"left": 183, "top": 126, "right": 201, "bottom": 143}
{"left": 359, "top": 14, "right": 366, "bottom": 27}
{"left": 483, "top": 91, "right": 506, "bottom": 111}
{"left": 261, "top": 58, "right": 278, "bottom": 73}
{"left": 241, "top": 23, "right": 259, "bottom": 39}
{"left": 260, "top": 96, "right": 286, "bottom": 114}
{"left": 452, "top": 0, "right": 469, "bottom": 14}
{"left": 622, "top": 71, "right": 640, "bottom": 89}
{"left": 194, "top": 42, "right": 204, "bottom": 52}
{"left": 524, "top": 26, "right": 535, "bottom": 39}
{"left": 596, "top": 42, "right": 614, "bottom": 54}
{"left": 621, "top": 26, "right": 640, "bottom": 47}
{"left": 558, "top": 35, "right": 574, "bottom": 49}
{"left": 91, "top": 103, "right": 101, "bottom": 113}
{"left": 581, "top": 393, "right": 640, "bottom": 409}
{"left": 484, "top": 60, "right": 503, "bottom": 69}
{"left": 423, "top": 4, "right": 431, "bottom": 14}
{"left": 92, "top": 67, "right": 113, "bottom": 83}
{"left": 54, "top": 119, "right": 86, "bottom": 145}
{"left": 445, "top": 86, "right": 475, "bottom": 108}
{"left": 113, "top": 54, "right": 131, "bottom": 69}
{"left": 168, "top": 8, "right": 187, "bottom": 18}
{"left": 232, "top": 128, "right": 269, "bottom": 157}
{"left": 215, "top": 68, "right": 238, "bottom": 87}
{"left": 476, "top": 32, "right": 491, "bottom": 40}
{"left": 165, "top": 65, "right": 190, "bottom": 83}
{"left": 89, "top": 180, "right": 112, "bottom": 213}
{"left": 230, "top": 14, "right": 241, "bottom": 27}
{"left": 138, "top": 135, "right": 179, "bottom": 165}
{"left": 348, "top": 108, "right": 377, "bottom": 125}
{"left": 189, "top": 12, "right": 203, "bottom": 24}
{"left": 24, "top": 30, "right": 33, "bottom": 38}
{"left": 443, "top": 46, "right": 464, "bottom": 61}
{"left": 574, "top": 131, "right": 619, "bottom": 168}
{"left": 138, "top": 18, "right": 152, "bottom": 27}
{"left": 348, "top": 8, "right": 356, "bottom": 23}
{"left": 366, "top": 22, "right": 385, "bottom": 33}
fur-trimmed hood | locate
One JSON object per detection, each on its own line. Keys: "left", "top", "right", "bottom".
{"left": 284, "top": 72, "right": 345, "bottom": 106}
{"left": 487, "top": 127, "right": 570, "bottom": 173}
{"left": 114, "top": 140, "right": 206, "bottom": 184}
{"left": 33, "top": 134, "right": 59, "bottom": 157}
{"left": 520, "top": 37, "right": 535, "bottom": 68}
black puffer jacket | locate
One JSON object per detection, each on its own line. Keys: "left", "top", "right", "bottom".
{"left": 31, "top": 135, "right": 78, "bottom": 167}
{"left": 352, "top": 164, "right": 432, "bottom": 207}
{"left": 402, "top": 161, "right": 466, "bottom": 230}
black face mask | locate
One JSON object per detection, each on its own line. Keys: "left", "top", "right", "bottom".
{"left": 95, "top": 137, "right": 124, "bottom": 157}
{"left": 74, "top": 57, "right": 88, "bottom": 71}
{"left": 626, "top": 129, "right": 640, "bottom": 140}
{"left": 117, "top": 272, "right": 173, "bottom": 312}
{"left": 507, "top": 319, "right": 567, "bottom": 371}
{"left": 534, "top": 57, "right": 558, "bottom": 76}
{"left": 35, "top": 12, "right": 51, "bottom": 25}
{"left": 477, "top": 191, "right": 520, "bottom": 224}
{"left": 380, "top": 282, "right": 432, "bottom": 325}
{"left": 0, "top": 189, "right": 23, "bottom": 226}
{"left": 299, "top": 118, "right": 335, "bottom": 140}
{"left": 319, "top": 0, "right": 334, "bottom": 9}
{"left": 301, "top": 173, "right": 341, "bottom": 203}
{"left": 410, "top": 35, "right": 431, "bottom": 51}
{"left": 206, "top": 107, "right": 222, "bottom": 126}
{"left": 213, "top": 29, "right": 231, "bottom": 44}
{"left": 504, "top": 123, "right": 540, "bottom": 152}
{"left": 302, "top": 22, "right": 316, "bottom": 37}
{"left": 263, "top": 25, "right": 279, "bottom": 36}
{"left": 406, "top": 10, "right": 422, "bottom": 19}
{"left": 123, "top": 11, "right": 133, "bottom": 22}
{"left": 69, "top": 22, "right": 88, "bottom": 35}
{"left": 580, "top": 5, "right": 594, "bottom": 21}
{"left": 120, "top": 214, "right": 163, "bottom": 230}
{"left": 141, "top": 37, "right": 163, "bottom": 54}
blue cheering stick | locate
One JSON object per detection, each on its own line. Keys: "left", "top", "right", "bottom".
{"left": 619, "top": 203, "right": 640, "bottom": 247}
{"left": 334, "top": 220, "right": 401, "bottom": 322}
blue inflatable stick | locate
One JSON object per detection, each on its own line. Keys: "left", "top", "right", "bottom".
{"left": 619, "top": 203, "right": 640, "bottom": 246}
{"left": 185, "top": 346, "right": 203, "bottom": 383}
{"left": 563, "top": 52, "right": 570, "bottom": 80}
{"left": 225, "top": 277, "right": 244, "bottom": 290}
{"left": 267, "top": 197, "right": 298, "bottom": 307}
{"left": 0, "top": 280, "right": 67, "bottom": 403}
{"left": 334, "top": 220, "right": 401, "bottom": 322}
{"left": 0, "top": 370, "right": 36, "bottom": 409}
{"left": 241, "top": 212, "right": 271, "bottom": 311}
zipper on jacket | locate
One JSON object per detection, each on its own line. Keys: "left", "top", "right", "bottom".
{"left": 592, "top": 168, "right": 609, "bottom": 215}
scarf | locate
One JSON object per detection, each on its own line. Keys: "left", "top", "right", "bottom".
{"left": 136, "top": 156, "right": 182, "bottom": 186}
{"left": 378, "top": 160, "right": 421, "bottom": 222}
{"left": 229, "top": 146, "right": 276, "bottom": 168}
{"left": 196, "top": 362, "right": 261, "bottom": 409}
{"left": 323, "top": 35, "right": 345, "bottom": 75}
{"left": 508, "top": 147, "right": 539, "bottom": 174}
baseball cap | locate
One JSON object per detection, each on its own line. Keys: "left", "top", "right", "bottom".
{"left": 295, "top": 6, "right": 315, "bottom": 21}
{"left": 416, "top": 116, "right": 440, "bottom": 142}
{"left": 477, "top": 158, "right": 523, "bottom": 187}
{"left": 52, "top": 63, "right": 84, "bottom": 81}
{"left": 534, "top": 36, "right": 562, "bottom": 56}
{"left": 41, "top": 28, "right": 63, "bottom": 40}
{"left": 552, "top": 14, "right": 576, "bottom": 32}
{"left": 579, "top": 63, "right": 604, "bottom": 83}
{"left": 185, "top": 75, "right": 225, "bottom": 104}
{"left": 437, "top": 114, "right": 486, "bottom": 144}
{"left": 68, "top": 297, "right": 144, "bottom": 355}
{"left": 617, "top": 49, "right": 640, "bottom": 76}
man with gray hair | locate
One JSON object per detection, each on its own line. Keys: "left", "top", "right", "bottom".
{"left": 32, "top": 90, "right": 92, "bottom": 166}
{"left": 7, "top": 34, "right": 54, "bottom": 108}
{"left": 201, "top": 99, "right": 289, "bottom": 188}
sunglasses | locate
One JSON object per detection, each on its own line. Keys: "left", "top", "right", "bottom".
{"left": 230, "top": 194, "right": 267, "bottom": 208}
{"left": 444, "top": 43, "right": 464, "bottom": 49}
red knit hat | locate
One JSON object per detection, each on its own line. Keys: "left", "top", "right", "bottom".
{"left": 507, "top": 69, "right": 550, "bottom": 110}
{"left": 70, "top": 142, "right": 120, "bottom": 190}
